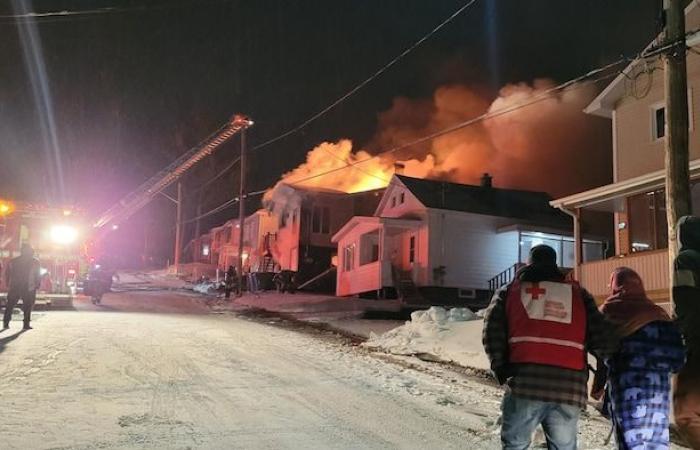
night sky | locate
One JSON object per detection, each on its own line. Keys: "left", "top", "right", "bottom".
{"left": 0, "top": 0, "right": 660, "bottom": 263}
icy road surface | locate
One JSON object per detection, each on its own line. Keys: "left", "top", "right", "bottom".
{"left": 0, "top": 291, "right": 618, "bottom": 449}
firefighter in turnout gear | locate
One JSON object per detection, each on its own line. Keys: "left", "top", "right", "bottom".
{"left": 483, "top": 245, "right": 617, "bottom": 450}
{"left": 3, "top": 244, "right": 42, "bottom": 330}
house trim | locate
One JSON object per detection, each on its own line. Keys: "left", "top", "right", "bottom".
{"left": 551, "top": 158, "right": 700, "bottom": 211}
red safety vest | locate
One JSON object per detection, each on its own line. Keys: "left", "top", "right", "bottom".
{"left": 505, "top": 279, "right": 587, "bottom": 371}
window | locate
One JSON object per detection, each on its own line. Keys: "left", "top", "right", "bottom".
{"left": 391, "top": 196, "right": 397, "bottom": 208}
{"left": 652, "top": 105, "right": 666, "bottom": 140}
{"left": 400, "top": 192, "right": 405, "bottom": 204}
{"left": 359, "top": 231, "right": 380, "bottom": 265}
{"left": 202, "top": 244, "right": 210, "bottom": 257}
{"left": 458, "top": 289, "right": 476, "bottom": 299}
{"left": 322, "top": 206, "right": 330, "bottom": 234}
{"left": 312, "top": 206, "right": 331, "bottom": 234}
{"left": 628, "top": 190, "right": 667, "bottom": 252}
{"left": 343, "top": 244, "right": 355, "bottom": 272}
{"left": 518, "top": 232, "right": 604, "bottom": 267}
{"left": 409, "top": 235, "right": 416, "bottom": 264}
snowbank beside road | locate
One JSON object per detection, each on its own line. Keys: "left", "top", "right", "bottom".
{"left": 365, "top": 306, "right": 491, "bottom": 371}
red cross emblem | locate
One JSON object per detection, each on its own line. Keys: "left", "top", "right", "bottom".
{"left": 525, "top": 283, "right": 546, "bottom": 300}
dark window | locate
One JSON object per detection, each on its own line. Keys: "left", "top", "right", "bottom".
{"left": 400, "top": 192, "right": 405, "bottom": 204}
{"left": 312, "top": 206, "right": 331, "bottom": 234}
{"left": 654, "top": 107, "right": 666, "bottom": 140}
{"left": 391, "top": 197, "right": 396, "bottom": 207}
{"left": 628, "top": 190, "right": 667, "bottom": 252}
{"left": 321, "top": 207, "right": 330, "bottom": 234}
{"left": 312, "top": 206, "right": 321, "bottom": 233}
{"left": 409, "top": 236, "right": 416, "bottom": 263}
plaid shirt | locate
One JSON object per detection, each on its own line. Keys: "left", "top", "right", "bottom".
{"left": 483, "top": 281, "right": 618, "bottom": 408}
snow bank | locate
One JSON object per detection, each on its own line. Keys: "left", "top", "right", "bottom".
{"left": 192, "top": 282, "right": 220, "bottom": 295}
{"left": 364, "top": 306, "right": 490, "bottom": 371}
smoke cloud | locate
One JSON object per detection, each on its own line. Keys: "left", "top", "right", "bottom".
{"left": 268, "top": 79, "right": 610, "bottom": 200}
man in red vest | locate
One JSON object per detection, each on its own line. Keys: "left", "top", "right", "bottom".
{"left": 483, "top": 245, "right": 617, "bottom": 449}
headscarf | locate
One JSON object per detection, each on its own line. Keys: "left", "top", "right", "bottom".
{"left": 600, "top": 267, "right": 670, "bottom": 337}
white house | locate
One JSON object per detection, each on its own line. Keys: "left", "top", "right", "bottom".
{"left": 333, "top": 174, "right": 605, "bottom": 308}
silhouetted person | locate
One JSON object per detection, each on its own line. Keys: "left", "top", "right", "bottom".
{"left": 3, "top": 244, "right": 41, "bottom": 330}
{"left": 224, "top": 265, "right": 236, "bottom": 299}
{"left": 673, "top": 215, "right": 700, "bottom": 448}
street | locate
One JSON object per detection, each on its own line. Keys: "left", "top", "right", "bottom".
{"left": 0, "top": 290, "right": 500, "bottom": 449}
{"left": 0, "top": 290, "right": 617, "bottom": 450}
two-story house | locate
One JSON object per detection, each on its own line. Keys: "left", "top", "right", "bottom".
{"left": 551, "top": 2, "right": 700, "bottom": 304}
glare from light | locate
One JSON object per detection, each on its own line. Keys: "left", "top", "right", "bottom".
{"left": 39, "top": 267, "right": 48, "bottom": 276}
{"left": 112, "top": 224, "right": 119, "bottom": 230}
{"left": 50, "top": 224, "right": 78, "bottom": 245}
{"left": 63, "top": 209, "right": 72, "bottom": 216}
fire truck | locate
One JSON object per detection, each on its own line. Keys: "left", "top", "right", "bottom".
{"left": 0, "top": 200, "right": 86, "bottom": 294}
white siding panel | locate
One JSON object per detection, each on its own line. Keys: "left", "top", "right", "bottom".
{"left": 579, "top": 249, "right": 669, "bottom": 298}
{"left": 428, "top": 211, "right": 519, "bottom": 289}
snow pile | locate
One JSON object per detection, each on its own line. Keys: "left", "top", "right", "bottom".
{"left": 364, "top": 306, "right": 490, "bottom": 370}
{"left": 192, "top": 282, "right": 220, "bottom": 295}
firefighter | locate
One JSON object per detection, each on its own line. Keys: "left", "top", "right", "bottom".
{"left": 483, "top": 244, "right": 617, "bottom": 449}
{"left": 3, "top": 244, "right": 42, "bottom": 330}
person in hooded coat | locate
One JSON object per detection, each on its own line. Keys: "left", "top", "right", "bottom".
{"left": 593, "top": 267, "right": 685, "bottom": 450}
{"left": 673, "top": 215, "right": 700, "bottom": 448}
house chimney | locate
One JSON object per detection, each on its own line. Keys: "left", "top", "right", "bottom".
{"left": 394, "top": 162, "right": 406, "bottom": 175}
{"left": 480, "top": 173, "right": 493, "bottom": 188}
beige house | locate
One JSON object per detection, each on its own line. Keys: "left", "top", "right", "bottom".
{"left": 551, "top": 2, "right": 700, "bottom": 303}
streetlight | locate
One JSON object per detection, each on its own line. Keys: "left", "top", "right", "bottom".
{"left": 0, "top": 199, "right": 15, "bottom": 217}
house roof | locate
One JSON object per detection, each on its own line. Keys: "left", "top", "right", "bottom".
{"left": 331, "top": 216, "right": 421, "bottom": 243}
{"left": 551, "top": 157, "right": 700, "bottom": 211}
{"left": 395, "top": 175, "right": 570, "bottom": 227}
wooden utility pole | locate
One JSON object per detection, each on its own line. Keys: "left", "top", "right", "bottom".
{"left": 664, "top": 0, "right": 692, "bottom": 304}
{"left": 173, "top": 182, "right": 184, "bottom": 270}
{"left": 236, "top": 129, "right": 247, "bottom": 296}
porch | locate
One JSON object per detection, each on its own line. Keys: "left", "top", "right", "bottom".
{"left": 332, "top": 216, "right": 421, "bottom": 297}
{"left": 549, "top": 161, "right": 700, "bottom": 305}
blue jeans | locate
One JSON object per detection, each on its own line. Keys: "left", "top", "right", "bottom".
{"left": 501, "top": 391, "right": 580, "bottom": 450}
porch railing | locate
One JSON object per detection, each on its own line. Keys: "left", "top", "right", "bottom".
{"left": 488, "top": 263, "right": 525, "bottom": 294}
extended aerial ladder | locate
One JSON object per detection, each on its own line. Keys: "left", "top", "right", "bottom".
{"left": 92, "top": 114, "right": 253, "bottom": 237}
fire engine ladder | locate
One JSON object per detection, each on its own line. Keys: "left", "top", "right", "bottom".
{"left": 92, "top": 115, "right": 253, "bottom": 234}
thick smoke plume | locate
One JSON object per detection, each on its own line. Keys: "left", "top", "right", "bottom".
{"left": 267, "top": 79, "right": 610, "bottom": 202}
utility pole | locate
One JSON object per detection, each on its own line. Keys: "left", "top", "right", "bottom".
{"left": 173, "top": 181, "right": 184, "bottom": 272}
{"left": 236, "top": 128, "right": 248, "bottom": 296}
{"left": 664, "top": 0, "right": 692, "bottom": 305}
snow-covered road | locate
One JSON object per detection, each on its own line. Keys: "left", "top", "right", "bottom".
{"left": 0, "top": 291, "right": 617, "bottom": 449}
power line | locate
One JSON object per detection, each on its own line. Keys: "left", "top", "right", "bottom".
{"left": 248, "top": 0, "right": 480, "bottom": 154}
{"left": 185, "top": 29, "right": 700, "bottom": 229}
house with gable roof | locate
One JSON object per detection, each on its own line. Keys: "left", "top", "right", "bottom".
{"left": 551, "top": 1, "right": 700, "bottom": 304}
{"left": 333, "top": 174, "right": 606, "bottom": 308}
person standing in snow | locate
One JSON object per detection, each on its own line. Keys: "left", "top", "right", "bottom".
{"left": 672, "top": 215, "right": 700, "bottom": 448}
{"left": 593, "top": 267, "right": 685, "bottom": 450}
{"left": 3, "top": 244, "right": 42, "bottom": 330}
{"left": 224, "top": 265, "right": 236, "bottom": 299}
{"left": 483, "top": 244, "right": 617, "bottom": 450}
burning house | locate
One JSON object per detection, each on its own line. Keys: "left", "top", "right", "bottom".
{"left": 333, "top": 174, "right": 606, "bottom": 309}
{"left": 265, "top": 183, "right": 384, "bottom": 291}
